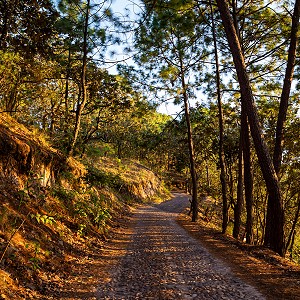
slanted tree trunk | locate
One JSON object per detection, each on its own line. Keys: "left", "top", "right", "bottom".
{"left": 273, "top": 0, "right": 300, "bottom": 174}
{"left": 265, "top": 0, "right": 300, "bottom": 252}
{"left": 209, "top": 0, "right": 228, "bottom": 233}
{"left": 216, "top": 0, "right": 284, "bottom": 256}
{"left": 69, "top": 0, "right": 90, "bottom": 156}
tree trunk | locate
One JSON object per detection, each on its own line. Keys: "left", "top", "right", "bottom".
{"left": 289, "top": 230, "right": 296, "bottom": 258}
{"left": 242, "top": 106, "right": 254, "bottom": 244}
{"left": 209, "top": 0, "right": 228, "bottom": 233}
{"left": 50, "top": 101, "right": 56, "bottom": 136}
{"left": 179, "top": 59, "right": 198, "bottom": 222}
{"left": 216, "top": 0, "right": 284, "bottom": 256}
{"left": 6, "top": 84, "right": 18, "bottom": 114}
{"left": 285, "top": 194, "right": 300, "bottom": 253}
{"left": 265, "top": 0, "right": 300, "bottom": 252}
{"left": 233, "top": 125, "right": 243, "bottom": 239}
{"left": 205, "top": 155, "right": 211, "bottom": 189}
{"left": 273, "top": 0, "right": 300, "bottom": 174}
{"left": 64, "top": 43, "right": 71, "bottom": 119}
{"left": 231, "top": 0, "right": 252, "bottom": 242}
{"left": 183, "top": 88, "right": 198, "bottom": 222}
{"left": 68, "top": 0, "right": 90, "bottom": 156}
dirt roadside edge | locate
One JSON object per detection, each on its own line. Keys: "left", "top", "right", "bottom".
{"left": 177, "top": 213, "right": 300, "bottom": 300}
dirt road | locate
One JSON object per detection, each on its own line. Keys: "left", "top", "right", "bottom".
{"left": 96, "top": 193, "right": 265, "bottom": 299}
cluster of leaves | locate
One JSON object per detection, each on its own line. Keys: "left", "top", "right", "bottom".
{"left": 30, "top": 213, "right": 56, "bottom": 226}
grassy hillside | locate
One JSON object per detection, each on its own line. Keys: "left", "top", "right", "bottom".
{"left": 0, "top": 113, "right": 169, "bottom": 299}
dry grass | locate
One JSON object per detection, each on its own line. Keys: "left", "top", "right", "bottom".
{"left": 0, "top": 113, "right": 53, "bottom": 151}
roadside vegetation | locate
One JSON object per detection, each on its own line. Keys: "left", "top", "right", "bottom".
{"left": 0, "top": 113, "right": 169, "bottom": 299}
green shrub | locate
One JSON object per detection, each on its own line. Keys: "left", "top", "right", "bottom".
{"left": 30, "top": 213, "right": 56, "bottom": 225}
{"left": 85, "top": 166, "right": 123, "bottom": 189}
{"left": 52, "top": 186, "right": 77, "bottom": 202}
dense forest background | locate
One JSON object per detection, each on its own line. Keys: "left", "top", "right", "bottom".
{"left": 0, "top": 0, "right": 300, "bottom": 262}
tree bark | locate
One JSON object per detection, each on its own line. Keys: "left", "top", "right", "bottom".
{"left": 242, "top": 106, "right": 253, "bottom": 244}
{"left": 209, "top": 0, "right": 228, "bottom": 233}
{"left": 265, "top": 0, "right": 300, "bottom": 252}
{"left": 273, "top": 0, "right": 300, "bottom": 174}
{"left": 233, "top": 124, "right": 244, "bottom": 239}
{"left": 179, "top": 58, "right": 198, "bottom": 222}
{"left": 64, "top": 43, "right": 71, "bottom": 119}
{"left": 231, "top": 0, "right": 252, "bottom": 242}
{"left": 285, "top": 194, "right": 300, "bottom": 253}
{"left": 216, "top": 0, "right": 284, "bottom": 256}
{"left": 69, "top": 0, "right": 90, "bottom": 156}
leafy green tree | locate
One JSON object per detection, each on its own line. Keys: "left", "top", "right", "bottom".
{"left": 134, "top": 0, "right": 210, "bottom": 221}
{"left": 0, "top": 50, "right": 60, "bottom": 116}
{"left": 55, "top": 0, "right": 111, "bottom": 155}
{"left": 0, "top": 1, "right": 58, "bottom": 114}
{"left": 0, "top": 0, "right": 58, "bottom": 56}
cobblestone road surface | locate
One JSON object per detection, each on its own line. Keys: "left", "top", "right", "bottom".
{"left": 97, "top": 193, "right": 265, "bottom": 300}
